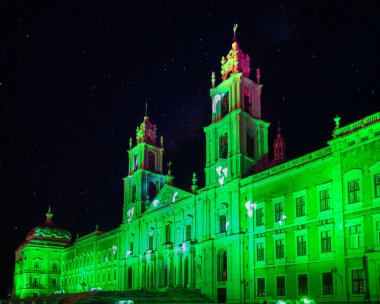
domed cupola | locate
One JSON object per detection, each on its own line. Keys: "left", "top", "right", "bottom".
{"left": 25, "top": 206, "right": 71, "bottom": 245}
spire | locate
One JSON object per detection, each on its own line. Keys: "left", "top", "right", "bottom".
{"left": 135, "top": 103, "right": 158, "bottom": 146}
{"left": 233, "top": 23, "right": 238, "bottom": 42}
{"left": 220, "top": 24, "right": 251, "bottom": 81}
{"left": 166, "top": 161, "right": 174, "bottom": 185}
{"left": 271, "top": 122, "right": 286, "bottom": 167}
{"left": 44, "top": 205, "right": 54, "bottom": 226}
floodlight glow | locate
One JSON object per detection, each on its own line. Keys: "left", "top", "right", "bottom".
{"left": 127, "top": 207, "right": 134, "bottom": 223}
{"left": 218, "top": 176, "right": 225, "bottom": 185}
{"left": 112, "top": 245, "right": 118, "bottom": 255}
{"left": 212, "top": 94, "right": 222, "bottom": 113}
{"left": 278, "top": 214, "right": 287, "bottom": 225}
{"left": 182, "top": 242, "right": 187, "bottom": 252}
{"left": 226, "top": 221, "right": 230, "bottom": 230}
{"left": 126, "top": 250, "right": 132, "bottom": 257}
{"left": 216, "top": 166, "right": 222, "bottom": 176}
{"left": 172, "top": 192, "right": 178, "bottom": 203}
{"left": 153, "top": 199, "right": 159, "bottom": 207}
{"left": 222, "top": 167, "right": 228, "bottom": 177}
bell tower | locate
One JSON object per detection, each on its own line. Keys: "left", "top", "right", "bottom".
{"left": 204, "top": 25, "right": 270, "bottom": 187}
{"left": 122, "top": 110, "right": 168, "bottom": 223}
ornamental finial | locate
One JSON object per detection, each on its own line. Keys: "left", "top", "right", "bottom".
{"left": 191, "top": 172, "right": 198, "bottom": 192}
{"left": 145, "top": 101, "right": 148, "bottom": 117}
{"left": 233, "top": 24, "right": 238, "bottom": 42}
{"left": 211, "top": 71, "right": 215, "bottom": 88}
{"left": 334, "top": 114, "right": 341, "bottom": 129}
{"left": 160, "top": 135, "right": 164, "bottom": 147}
{"left": 167, "top": 161, "right": 172, "bottom": 176}
{"left": 129, "top": 137, "right": 132, "bottom": 150}
{"left": 256, "top": 68, "right": 261, "bottom": 84}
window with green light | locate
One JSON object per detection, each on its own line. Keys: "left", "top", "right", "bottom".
{"left": 276, "top": 276, "right": 285, "bottom": 296}
{"left": 352, "top": 270, "right": 364, "bottom": 294}
{"left": 219, "top": 215, "right": 226, "bottom": 233}
{"left": 349, "top": 224, "right": 362, "bottom": 249}
{"left": 275, "top": 202, "right": 283, "bottom": 222}
{"left": 256, "top": 243, "right": 264, "bottom": 261}
{"left": 321, "top": 231, "right": 332, "bottom": 253}
{"left": 322, "top": 272, "right": 333, "bottom": 295}
{"left": 298, "top": 274, "right": 308, "bottom": 295}
{"left": 319, "top": 189, "right": 330, "bottom": 211}
{"left": 275, "top": 239, "right": 284, "bottom": 259}
{"left": 257, "top": 278, "right": 265, "bottom": 297}
{"left": 297, "top": 235, "right": 307, "bottom": 256}
{"left": 256, "top": 208, "right": 264, "bottom": 226}
{"left": 296, "top": 196, "right": 306, "bottom": 217}
{"left": 348, "top": 179, "right": 360, "bottom": 204}
{"left": 185, "top": 224, "right": 192, "bottom": 241}
{"left": 375, "top": 173, "right": 380, "bottom": 198}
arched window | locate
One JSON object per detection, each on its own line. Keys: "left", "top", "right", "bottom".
{"left": 221, "top": 93, "right": 229, "bottom": 118}
{"left": 127, "top": 266, "right": 133, "bottom": 289}
{"left": 219, "top": 134, "right": 228, "bottom": 158}
{"left": 217, "top": 250, "right": 227, "bottom": 282}
{"left": 148, "top": 151, "right": 155, "bottom": 171}
{"left": 246, "top": 130, "right": 254, "bottom": 158}
{"left": 165, "top": 224, "right": 172, "bottom": 244}
{"left": 244, "top": 91, "right": 251, "bottom": 114}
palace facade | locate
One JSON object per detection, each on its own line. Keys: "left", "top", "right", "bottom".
{"left": 13, "top": 32, "right": 380, "bottom": 303}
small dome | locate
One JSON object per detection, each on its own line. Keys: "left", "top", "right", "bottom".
{"left": 25, "top": 207, "right": 71, "bottom": 243}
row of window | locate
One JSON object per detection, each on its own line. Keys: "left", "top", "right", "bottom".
{"left": 32, "top": 262, "right": 58, "bottom": 272}
{"left": 256, "top": 219, "right": 380, "bottom": 262}
{"left": 147, "top": 224, "right": 192, "bottom": 250}
{"left": 257, "top": 270, "right": 364, "bottom": 297}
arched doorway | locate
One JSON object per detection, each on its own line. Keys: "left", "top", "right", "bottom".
{"left": 217, "top": 250, "right": 227, "bottom": 303}
{"left": 127, "top": 266, "right": 132, "bottom": 289}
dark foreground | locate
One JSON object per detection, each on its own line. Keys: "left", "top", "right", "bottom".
{"left": 0, "top": 288, "right": 212, "bottom": 304}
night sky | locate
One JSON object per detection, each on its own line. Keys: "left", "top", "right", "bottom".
{"left": 1, "top": 1, "right": 379, "bottom": 297}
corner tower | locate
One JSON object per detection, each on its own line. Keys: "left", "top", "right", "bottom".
{"left": 204, "top": 26, "right": 270, "bottom": 187}
{"left": 122, "top": 111, "right": 168, "bottom": 222}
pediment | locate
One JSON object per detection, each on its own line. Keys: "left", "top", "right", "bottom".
{"left": 146, "top": 184, "right": 193, "bottom": 213}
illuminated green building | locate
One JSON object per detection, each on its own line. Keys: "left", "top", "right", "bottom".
{"left": 14, "top": 32, "right": 380, "bottom": 303}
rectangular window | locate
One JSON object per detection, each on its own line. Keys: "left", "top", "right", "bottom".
{"left": 352, "top": 270, "right": 364, "bottom": 294}
{"left": 376, "top": 221, "right": 380, "bottom": 245}
{"left": 220, "top": 215, "right": 226, "bottom": 233}
{"left": 375, "top": 174, "right": 380, "bottom": 198}
{"left": 296, "top": 196, "right": 306, "bottom": 217}
{"left": 321, "top": 231, "right": 332, "bottom": 253}
{"left": 165, "top": 225, "right": 171, "bottom": 243}
{"left": 275, "top": 203, "right": 283, "bottom": 222}
{"left": 348, "top": 179, "right": 360, "bottom": 204}
{"left": 186, "top": 224, "right": 192, "bottom": 241}
{"left": 257, "top": 278, "right": 265, "bottom": 297}
{"left": 32, "top": 278, "right": 39, "bottom": 287}
{"left": 256, "top": 208, "right": 264, "bottom": 226}
{"left": 130, "top": 241, "right": 134, "bottom": 254}
{"left": 276, "top": 239, "right": 284, "bottom": 259}
{"left": 349, "top": 224, "right": 362, "bottom": 249}
{"left": 320, "top": 189, "right": 330, "bottom": 211}
{"left": 148, "top": 235, "right": 153, "bottom": 250}
{"left": 257, "top": 243, "right": 264, "bottom": 261}
{"left": 298, "top": 274, "right": 308, "bottom": 295}
{"left": 322, "top": 272, "right": 333, "bottom": 295}
{"left": 297, "top": 235, "right": 307, "bottom": 256}
{"left": 52, "top": 278, "right": 57, "bottom": 287}
{"left": 34, "top": 262, "right": 39, "bottom": 271}
{"left": 52, "top": 263, "right": 57, "bottom": 273}
{"left": 114, "top": 269, "right": 117, "bottom": 280}
{"left": 276, "top": 276, "right": 285, "bottom": 296}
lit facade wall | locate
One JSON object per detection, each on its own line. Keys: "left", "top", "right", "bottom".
{"left": 13, "top": 33, "right": 380, "bottom": 303}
